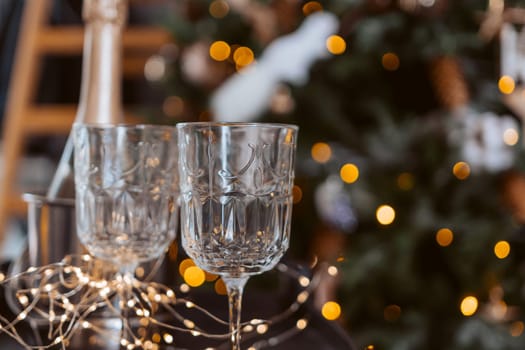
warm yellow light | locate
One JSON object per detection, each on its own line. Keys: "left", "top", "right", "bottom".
{"left": 326, "top": 35, "right": 346, "bottom": 55}
{"left": 384, "top": 304, "right": 401, "bottom": 322}
{"left": 499, "top": 75, "right": 515, "bottom": 94}
{"left": 296, "top": 318, "right": 308, "bottom": 330}
{"left": 494, "top": 240, "right": 511, "bottom": 259}
{"left": 214, "top": 278, "right": 227, "bottom": 295}
{"left": 366, "top": 346, "right": 375, "bottom": 350}
{"left": 511, "top": 321, "right": 525, "bottom": 337}
{"left": 233, "top": 46, "right": 254, "bottom": 67}
{"left": 302, "top": 1, "right": 323, "bottom": 15}
{"left": 321, "top": 301, "right": 342, "bottom": 320}
{"left": 209, "top": 41, "right": 231, "bottom": 61}
{"left": 436, "top": 228, "right": 454, "bottom": 247}
{"left": 452, "top": 161, "right": 470, "bottom": 180}
{"left": 340, "top": 163, "right": 359, "bottom": 184}
{"left": 397, "top": 172, "right": 414, "bottom": 190}
{"left": 311, "top": 142, "right": 332, "bottom": 163}
{"left": 382, "top": 52, "right": 400, "bottom": 71}
{"left": 503, "top": 128, "right": 519, "bottom": 146}
{"left": 180, "top": 283, "right": 190, "bottom": 293}
{"left": 256, "top": 324, "right": 268, "bottom": 334}
{"left": 152, "top": 333, "right": 162, "bottom": 343}
{"left": 163, "top": 333, "right": 174, "bottom": 344}
{"left": 292, "top": 185, "right": 303, "bottom": 204}
{"left": 376, "top": 205, "right": 395, "bottom": 225}
{"left": 179, "top": 258, "right": 195, "bottom": 277}
{"left": 460, "top": 296, "right": 478, "bottom": 316}
{"left": 209, "top": 0, "right": 230, "bottom": 18}
{"left": 184, "top": 266, "right": 206, "bottom": 287}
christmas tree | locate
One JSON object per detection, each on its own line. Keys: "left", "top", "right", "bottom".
{"left": 153, "top": 0, "right": 525, "bottom": 349}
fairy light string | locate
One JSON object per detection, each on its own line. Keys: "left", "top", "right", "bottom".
{"left": 0, "top": 254, "right": 332, "bottom": 349}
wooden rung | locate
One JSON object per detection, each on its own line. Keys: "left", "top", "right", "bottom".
{"left": 123, "top": 27, "right": 172, "bottom": 52}
{"left": 7, "top": 195, "right": 28, "bottom": 217}
{"left": 24, "top": 105, "right": 76, "bottom": 134}
{"left": 37, "top": 26, "right": 172, "bottom": 54}
{"left": 24, "top": 105, "right": 145, "bottom": 135}
{"left": 123, "top": 56, "right": 149, "bottom": 77}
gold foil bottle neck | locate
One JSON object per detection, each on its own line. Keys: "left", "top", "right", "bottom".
{"left": 83, "top": 0, "right": 128, "bottom": 25}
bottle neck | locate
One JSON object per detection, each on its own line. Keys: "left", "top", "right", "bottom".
{"left": 77, "top": 0, "right": 127, "bottom": 124}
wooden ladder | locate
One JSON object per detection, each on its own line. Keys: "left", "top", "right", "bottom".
{"left": 0, "top": 0, "right": 172, "bottom": 247}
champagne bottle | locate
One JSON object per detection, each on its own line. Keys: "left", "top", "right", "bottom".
{"left": 46, "top": 0, "right": 127, "bottom": 199}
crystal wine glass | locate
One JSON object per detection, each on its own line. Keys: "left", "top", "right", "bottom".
{"left": 177, "top": 122, "right": 298, "bottom": 350}
{"left": 73, "top": 123, "right": 179, "bottom": 277}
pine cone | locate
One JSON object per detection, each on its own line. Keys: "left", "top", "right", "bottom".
{"left": 501, "top": 170, "right": 525, "bottom": 224}
{"left": 429, "top": 56, "right": 470, "bottom": 110}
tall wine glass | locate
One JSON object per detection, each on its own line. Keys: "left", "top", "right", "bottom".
{"left": 177, "top": 122, "right": 298, "bottom": 350}
{"left": 73, "top": 123, "right": 179, "bottom": 277}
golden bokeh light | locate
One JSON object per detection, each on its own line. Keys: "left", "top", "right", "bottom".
{"left": 163, "top": 333, "right": 174, "bottom": 344}
{"left": 214, "top": 278, "right": 227, "bottom": 295}
{"left": 303, "top": 1, "right": 323, "bottom": 15}
{"left": 376, "top": 205, "right": 395, "bottom": 225}
{"left": 340, "top": 163, "right": 359, "bottom": 184}
{"left": 311, "top": 142, "right": 332, "bottom": 163}
{"left": 494, "top": 240, "right": 511, "bottom": 259}
{"left": 233, "top": 46, "right": 255, "bottom": 67}
{"left": 397, "top": 172, "right": 414, "bottom": 190}
{"left": 436, "top": 228, "right": 454, "bottom": 247}
{"left": 503, "top": 128, "right": 519, "bottom": 146}
{"left": 152, "top": 333, "right": 161, "bottom": 343}
{"left": 498, "top": 75, "right": 515, "bottom": 95}
{"left": 205, "top": 271, "right": 219, "bottom": 282}
{"left": 384, "top": 304, "right": 401, "bottom": 322}
{"left": 183, "top": 266, "right": 206, "bottom": 287}
{"left": 326, "top": 35, "right": 346, "bottom": 55}
{"left": 460, "top": 296, "right": 478, "bottom": 316}
{"left": 209, "top": 0, "right": 230, "bottom": 18}
{"left": 292, "top": 185, "right": 303, "bottom": 204}
{"left": 452, "top": 161, "right": 470, "bottom": 180}
{"left": 366, "top": 346, "right": 375, "bottom": 350}
{"left": 321, "top": 301, "right": 342, "bottom": 321}
{"left": 178, "top": 258, "right": 195, "bottom": 277}
{"left": 511, "top": 321, "right": 525, "bottom": 337}
{"left": 163, "top": 96, "right": 184, "bottom": 118}
{"left": 209, "top": 41, "right": 231, "bottom": 61}
{"left": 382, "top": 52, "right": 400, "bottom": 71}
{"left": 296, "top": 318, "right": 308, "bottom": 330}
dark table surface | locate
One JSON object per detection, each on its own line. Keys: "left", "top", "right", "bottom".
{"left": 0, "top": 262, "right": 355, "bottom": 350}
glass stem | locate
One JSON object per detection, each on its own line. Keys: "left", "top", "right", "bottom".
{"left": 222, "top": 276, "right": 249, "bottom": 350}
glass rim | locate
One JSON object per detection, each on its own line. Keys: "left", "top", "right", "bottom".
{"left": 22, "top": 193, "right": 76, "bottom": 207}
{"left": 176, "top": 121, "right": 299, "bottom": 131}
{"left": 73, "top": 122, "right": 177, "bottom": 132}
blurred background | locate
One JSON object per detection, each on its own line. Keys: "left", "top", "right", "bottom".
{"left": 3, "top": 0, "right": 525, "bottom": 349}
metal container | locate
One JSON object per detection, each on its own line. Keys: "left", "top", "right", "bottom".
{"left": 23, "top": 193, "right": 83, "bottom": 266}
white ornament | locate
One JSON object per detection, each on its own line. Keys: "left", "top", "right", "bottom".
{"left": 211, "top": 12, "right": 339, "bottom": 122}
{"left": 314, "top": 176, "right": 357, "bottom": 232}
{"left": 454, "top": 110, "right": 517, "bottom": 173}
{"left": 499, "top": 22, "right": 525, "bottom": 81}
